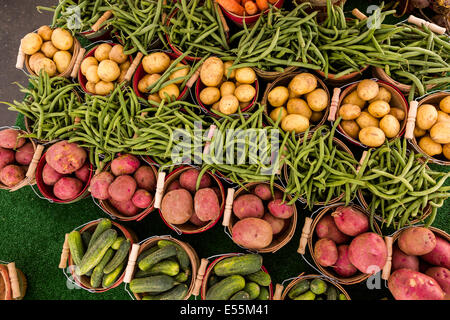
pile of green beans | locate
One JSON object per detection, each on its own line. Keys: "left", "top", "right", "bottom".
{"left": 283, "top": 118, "right": 360, "bottom": 209}
{"left": 1, "top": 71, "right": 81, "bottom": 142}
{"left": 357, "top": 138, "right": 450, "bottom": 231}
{"left": 163, "top": 0, "right": 230, "bottom": 58}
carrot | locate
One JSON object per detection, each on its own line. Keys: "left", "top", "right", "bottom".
{"left": 217, "top": 0, "right": 245, "bottom": 15}
{"left": 268, "top": 0, "right": 278, "bottom": 4}
{"left": 245, "top": 1, "right": 259, "bottom": 15}
{"left": 255, "top": 0, "right": 269, "bottom": 11}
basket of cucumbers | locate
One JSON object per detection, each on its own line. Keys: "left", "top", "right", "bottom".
{"left": 125, "top": 236, "right": 200, "bottom": 300}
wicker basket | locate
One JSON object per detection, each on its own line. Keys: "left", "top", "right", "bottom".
{"left": 222, "top": 182, "right": 297, "bottom": 254}
{"left": 315, "top": 66, "right": 368, "bottom": 87}
{"left": 297, "top": 203, "right": 384, "bottom": 285}
{"left": 123, "top": 235, "right": 200, "bottom": 300}
{"left": 0, "top": 263, "right": 27, "bottom": 300}
{"left": 405, "top": 91, "right": 450, "bottom": 166}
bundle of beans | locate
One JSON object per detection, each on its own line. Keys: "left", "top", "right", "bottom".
{"left": 357, "top": 138, "right": 450, "bottom": 230}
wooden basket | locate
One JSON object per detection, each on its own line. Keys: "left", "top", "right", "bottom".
{"left": 194, "top": 253, "right": 273, "bottom": 300}
{"left": 80, "top": 10, "right": 113, "bottom": 41}
{"left": 381, "top": 226, "right": 450, "bottom": 281}
{"left": 283, "top": 137, "right": 356, "bottom": 207}
{"left": 154, "top": 165, "right": 226, "bottom": 234}
{"left": 405, "top": 91, "right": 450, "bottom": 166}
{"left": 222, "top": 182, "right": 297, "bottom": 254}
{"left": 61, "top": 219, "right": 138, "bottom": 293}
{"left": 261, "top": 71, "right": 330, "bottom": 135}
{"left": 123, "top": 235, "right": 200, "bottom": 300}
{"left": 328, "top": 79, "right": 409, "bottom": 148}
{"left": 218, "top": 0, "right": 285, "bottom": 27}
{"left": 273, "top": 273, "right": 351, "bottom": 300}
{"left": 316, "top": 66, "right": 368, "bottom": 87}
{"left": 297, "top": 203, "right": 384, "bottom": 285}
{"left": 0, "top": 263, "right": 27, "bottom": 300}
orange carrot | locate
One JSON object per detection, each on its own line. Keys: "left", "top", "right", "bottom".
{"left": 255, "top": 0, "right": 269, "bottom": 11}
{"left": 217, "top": 0, "right": 245, "bottom": 15}
{"left": 268, "top": 0, "right": 278, "bottom": 4}
{"left": 244, "top": 1, "right": 259, "bottom": 15}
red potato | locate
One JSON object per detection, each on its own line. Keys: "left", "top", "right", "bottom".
{"left": 267, "top": 199, "right": 294, "bottom": 219}
{"left": 421, "top": 236, "right": 450, "bottom": 269}
{"left": 194, "top": 188, "right": 220, "bottom": 222}
{"left": 425, "top": 267, "right": 450, "bottom": 297}
{"left": 110, "top": 154, "right": 141, "bottom": 176}
{"left": 388, "top": 268, "right": 445, "bottom": 300}
{"left": 131, "top": 189, "right": 153, "bottom": 209}
{"left": 233, "top": 194, "right": 264, "bottom": 220}
{"left": 253, "top": 184, "right": 272, "bottom": 201}
{"left": 15, "top": 142, "right": 34, "bottom": 166}
{"left": 333, "top": 245, "right": 358, "bottom": 277}
{"left": 348, "top": 232, "right": 387, "bottom": 274}
{"left": 179, "top": 169, "right": 211, "bottom": 193}
{"left": 232, "top": 217, "right": 273, "bottom": 250}
{"left": 89, "top": 172, "right": 114, "bottom": 200}
{"left": 398, "top": 227, "right": 436, "bottom": 256}
{"left": 75, "top": 163, "right": 91, "bottom": 183}
{"left": 42, "top": 163, "right": 65, "bottom": 186}
{"left": 0, "top": 129, "right": 26, "bottom": 149}
{"left": 273, "top": 190, "right": 283, "bottom": 199}
{"left": 134, "top": 165, "right": 156, "bottom": 191}
{"left": 392, "top": 245, "right": 419, "bottom": 272}
{"left": 45, "top": 141, "right": 87, "bottom": 174}
{"left": 314, "top": 238, "right": 339, "bottom": 267}
{"left": 166, "top": 180, "right": 182, "bottom": 192}
{"left": 189, "top": 210, "right": 208, "bottom": 227}
{"left": 53, "top": 177, "right": 83, "bottom": 200}
{"left": 110, "top": 198, "right": 140, "bottom": 217}
{"left": 331, "top": 206, "right": 369, "bottom": 236}
{"left": 108, "top": 175, "right": 137, "bottom": 202}
{"left": 263, "top": 212, "right": 285, "bottom": 235}
{"left": 315, "top": 214, "right": 350, "bottom": 244}
{"left": 0, "top": 147, "right": 15, "bottom": 170}
{"left": 160, "top": 189, "right": 194, "bottom": 225}
{"left": 0, "top": 165, "right": 25, "bottom": 187}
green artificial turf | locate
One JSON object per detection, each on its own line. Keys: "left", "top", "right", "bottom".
{"left": 0, "top": 0, "right": 448, "bottom": 301}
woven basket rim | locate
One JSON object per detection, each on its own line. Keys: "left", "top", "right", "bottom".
{"left": 372, "top": 66, "right": 438, "bottom": 93}
{"left": 0, "top": 264, "right": 11, "bottom": 300}
{"left": 391, "top": 225, "right": 450, "bottom": 243}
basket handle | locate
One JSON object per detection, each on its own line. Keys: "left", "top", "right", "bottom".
{"left": 7, "top": 262, "right": 21, "bottom": 299}
{"left": 327, "top": 88, "right": 341, "bottom": 122}
{"left": 153, "top": 171, "right": 166, "bottom": 209}
{"left": 124, "top": 52, "right": 143, "bottom": 83}
{"left": 9, "top": 144, "right": 45, "bottom": 192}
{"left": 123, "top": 243, "right": 141, "bottom": 284}
{"left": 405, "top": 100, "right": 418, "bottom": 140}
{"left": 407, "top": 15, "right": 446, "bottom": 35}
{"left": 381, "top": 236, "right": 393, "bottom": 281}
{"left": 70, "top": 47, "right": 86, "bottom": 79}
{"left": 273, "top": 283, "right": 284, "bottom": 300}
{"left": 16, "top": 44, "right": 25, "bottom": 70}
{"left": 214, "top": 0, "right": 230, "bottom": 34}
{"left": 356, "top": 150, "right": 368, "bottom": 174}
{"left": 192, "top": 258, "right": 209, "bottom": 296}
{"left": 59, "top": 233, "right": 70, "bottom": 269}
{"left": 222, "top": 188, "right": 235, "bottom": 227}
{"left": 203, "top": 125, "right": 217, "bottom": 156}
{"left": 351, "top": 8, "right": 367, "bottom": 20}
{"left": 297, "top": 217, "right": 313, "bottom": 255}
{"left": 186, "top": 65, "right": 202, "bottom": 89}
{"left": 91, "top": 10, "right": 113, "bottom": 32}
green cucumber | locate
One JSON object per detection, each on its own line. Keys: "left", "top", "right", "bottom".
{"left": 68, "top": 231, "right": 85, "bottom": 266}
{"left": 213, "top": 254, "right": 263, "bottom": 277}
{"left": 205, "top": 275, "right": 246, "bottom": 300}
{"left": 111, "top": 236, "right": 125, "bottom": 250}
{"left": 230, "top": 291, "right": 250, "bottom": 300}
{"left": 81, "top": 232, "right": 92, "bottom": 251}
{"left": 138, "top": 245, "right": 177, "bottom": 271}
{"left": 339, "top": 293, "right": 347, "bottom": 300}
{"left": 103, "top": 239, "right": 131, "bottom": 274}
{"left": 257, "top": 286, "right": 270, "bottom": 300}
{"left": 174, "top": 269, "right": 190, "bottom": 283}
{"left": 244, "top": 282, "right": 260, "bottom": 300}
{"left": 77, "top": 229, "right": 117, "bottom": 276}
{"left": 288, "top": 279, "right": 310, "bottom": 299}
{"left": 135, "top": 260, "right": 180, "bottom": 277}
{"left": 90, "top": 248, "right": 115, "bottom": 288}
{"left": 87, "top": 218, "right": 112, "bottom": 251}
{"left": 142, "top": 284, "right": 188, "bottom": 300}
{"left": 157, "top": 240, "right": 190, "bottom": 270}
{"left": 102, "top": 261, "right": 125, "bottom": 289}
{"left": 208, "top": 274, "right": 220, "bottom": 287}
{"left": 294, "top": 290, "right": 316, "bottom": 300}
{"left": 310, "top": 278, "right": 327, "bottom": 295}
{"left": 326, "top": 286, "right": 338, "bottom": 301}
{"left": 245, "top": 270, "right": 271, "bottom": 286}
{"left": 137, "top": 246, "right": 160, "bottom": 264}
{"left": 130, "top": 275, "right": 178, "bottom": 294}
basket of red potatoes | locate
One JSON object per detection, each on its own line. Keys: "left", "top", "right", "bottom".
{"left": 223, "top": 182, "right": 297, "bottom": 253}
{"left": 156, "top": 166, "right": 225, "bottom": 234}
{"left": 35, "top": 141, "right": 92, "bottom": 203}
{"left": 89, "top": 154, "right": 157, "bottom": 221}
{"left": 299, "top": 204, "right": 387, "bottom": 285}
{"left": 384, "top": 226, "right": 450, "bottom": 300}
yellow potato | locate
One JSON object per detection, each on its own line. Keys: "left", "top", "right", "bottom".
{"left": 439, "top": 96, "right": 450, "bottom": 113}
{"left": 81, "top": 57, "right": 98, "bottom": 76}
{"left": 159, "top": 84, "right": 180, "bottom": 101}
{"left": 94, "top": 43, "right": 113, "bottom": 61}
{"left": 268, "top": 86, "right": 289, "bottom": 107}
{"left": 29, "top": 52, "right": 45, "bottom": 73}
{"left": 368, "top": 100, "right": 390, "bottom": 118}
{"left": 235, "top": 84, "right": 256, "bottom": 103}
{"left": 211, "top": 101, "right": 220, "bottom": 112}
{"left": 419, "top": 135, "right": 442, "bottom": 157}
{"left": 389, "top": 107, "right": 406, "bottom": 121}
{"left": 108, "top": 44, "right": 128, "bottom": 64}
{"left": 339, "top": 104, "right": 361, "bottom": 120}
{"left": 286, "top": 98, "right": 312, "bottom": 119}
{"left": 356, "top": 79, "right": 379, "bottom": 101}
{"left": 356, "top": 111, "right": 379, "bottom": 129}
{"left": 281, "top": 114, "right": 310, "bottom": 134}
{"left": 138, "top": 74, "right": 161, "bottom": 93}
{"left": 37, "top": 26, "right": 53, "bottom": 41}
{"left": 341, "top": 120, "right": 360, "bottom": 140}
{"left": 223, "top": 60, "right": 235, "bottom": 79}
{"left": 369, "top": 86, "right": 391, "bottom": 103}
{"left": 240, "top": 101, "right": 251, "bottom": 109}
{"left": 34, "top": 58, "right": 57, "bottom": 76}
{"left": 142, "top": 52, "right": 171, "bottom": 74}
{"left": 219, "top": 95, "right": 239, "bottom": 115}
{"left": 41, "top": 41, "right": 58, "bottom": 58}
{"left": 414, "top": 126, "right": 426, "bottom": 138}
{"left": 379, "top": 114, "right": 400, "bottom": 138}
{"left": 148, "top": 93, "right": 161, "bottom": 104}
{"left": 443, "top": 143, "right": 450, "bottom": 160}
{"left": 235, "top": 67, "right": 256, "bottom": 84}
{"left": 85, "top": 81, "right": 96, "bottom": 94}
{"left": 359, "top": 126, "right": 386, "bottom": 147}
{"left": 21, "top": 33, "right": 43, "bottom": 55}
{"left": 343, "top": 90, "right": 366, "bottom": 108}
{"left": 86, "top": 65, "right": 100, "bottom": 83}
{"left": 429, "top": 122, "right": 450, "bottom": 144}
{"left": 306, "top": 88, "right": 328, "bottom": 112}
{"left": 169, "top": 63, "right": 190, "bottom": 84}
{"left": 95, "top": 81, "right": 114, "bottom": 96}
{"left": 53, "top": 50, "right": 72, "bottom": 73}
{"left": 120, "top": 61, "right": 131, "bottom": 71}
{"left": 310, "top": 111, "right": 324, "bottom": 123}
{"left": 51, "top": 28, "right": 73, "bottom": 51}
{"left": 199, "top": 87, "right": 221, "bottom": 105}
{"left": 200, "top": 57, "right": 224, "bottom": 87}
{"left": 437, "top": 110, "right": 450, "bottom": 123}
{"left": 288, "top": 73, "right": 317, "bottom": 96}
{"left": 117, "top": 69, "right": 127, "bottom": 83}
{"left": 220, "top": 81, "right": 236, "bottom": 97}
{"left": 97, "top": 59, "right": 120, "bottom": 82}
{"left": 289, "top": 90, "right": 300, "bottom": 99}
{"left": 416, "top": 104, "right": 438, "bottom": 130}
{"left": 270, "top": 107, "right": 288, "bottom": 122}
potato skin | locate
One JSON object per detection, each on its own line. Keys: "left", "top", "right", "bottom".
{"left": 421, "top": 236, "right": 450, "bottom": 269}
{"left": 234, "top": 84, "right": 256, "bottom": 103}
{"left": 74, "top": 163, "right": 91, "bottom": 183}
{"left": 111, "top": 154, "right": 140, "bottom": 176}
{"left": 331, "top": 206, "right": 369, "bottom": 237}
{"left": 269, "top": 107, "right": 287, "bottom": 122}
{"left": 425, "top": 267, "right": 450, "bottom": 296}
{"left": 0, "top": 129, "right": 26, "bottom": 149}
{"left": 268, "top": 86, "right": 289, "bottom": 107}
{"left": 369, "top": 86, "right": 391, "bottom": 103}
{"left": 134, "top": 166, "right": 156, "bottom": 192}
{"left": 439, "top": 96, "right": 450, "bottom": 113}
{"left": 392, "top": 245, "right": 419, "bottom": 272}
{"left": 306, "top": 88, "right": 328, "bottom": 112}
{"left": 0, "top": 165, "right": 25, "bottom": 187}
{"left": 398, "top": 227, "right": 436, "bottom": 256}
{"left": 348, "top": 232, "right": 387, "bottom": 274}
{"left": 267, "top": 199, "right": 294, "bottom": 219}
{"left": 417, "top": 104, "right": 438, "bottom": 130}
{"left": 356, "top": 111, "right": 379, "bottom": 129}
{"left": 53, "top": 177, "right": 83, "bottom": 200}
{"left": 200, "top": 87, "right": 221, "bottom": 105}
{"left": 131, "top": 189, "right": 153, "bottom": 209}
{"left": 142, "top": 52, "right": 170, "bottom": 74}
{"left": 15, "top": 142, "right": 34, "bottom": 166}
{"left": 161, "top": 189, "right": 194, "bottom": 225}
{"left": 356, "top": 79, "right": 379, "bottom": 101}
{"left": 286, "top": 98, "right": 312, "bottom": 118}
{"left": 359, "top": 127, "right": 386, "bottom": 147}
{"left": 110, "top": 198, "right": 140, "bottom": 217}
{"left": 45, "top": 141, "right": 87, "bottom": 174}
{"left": 288, "top": 73, "right": 317, "bottom": 96}
{"left": 108, "top": 175, "right": 137, "bottom": 202}
{"left": 200, "top": 57, "right": 224, "bottom": 87}
{"left": 388, "top": 269, "right": 445, "bottom": 300}
{"left": 0, "top": 147, "right": 15, "bottom": 170}
{"left": 179, "top": 169, "right": 212, "bottom": 193}
{"left": 343, "top": 90, "right": 366, "bottom": 108}
{"left": 232, "top": 217, "right": 273, "bottom": 250}
{"left": 281, "top": 114, "right": 310, "bottom": 134}
{"left": 194, "top": 188, "right": 220, "bottom": 222}
{"left": 339, "top": 104, "right": 361, "bottom": 120}
{"left": 368, "top": 100, "right": 390, "bottom": 118}
{"left": 389, "top": 107, "right": 405, "bottom": 121}
{"left": 379, "top": 114, "right": 400, "bottom": 138}
{"left": 334, "top": 245, "right": 358, "bottom": 277}
{"left": 315, "top": 214, "right": 350, "bottom": 244}
{"left": 263, "top": 212, "right": 285, "bottom": 235}
{"left": 314, "top": 238, "right": 338, "bottom": 267}
{"left": 430, "top": 122, "right": 450, "bottom": 144}
{"left": 89, "top": 172, "right": 114, "bottom": 200}
{"left": 233, "top": 194, "right": 264, "bottom": 220}
{"left": 341, "top": 120, "right": 360, "bottom": 140}
{"left": 253, "top": 184, "right": 272, "bottom": 201}
{"left": 419, "top": 135, "right": 442, "bottom": 157}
